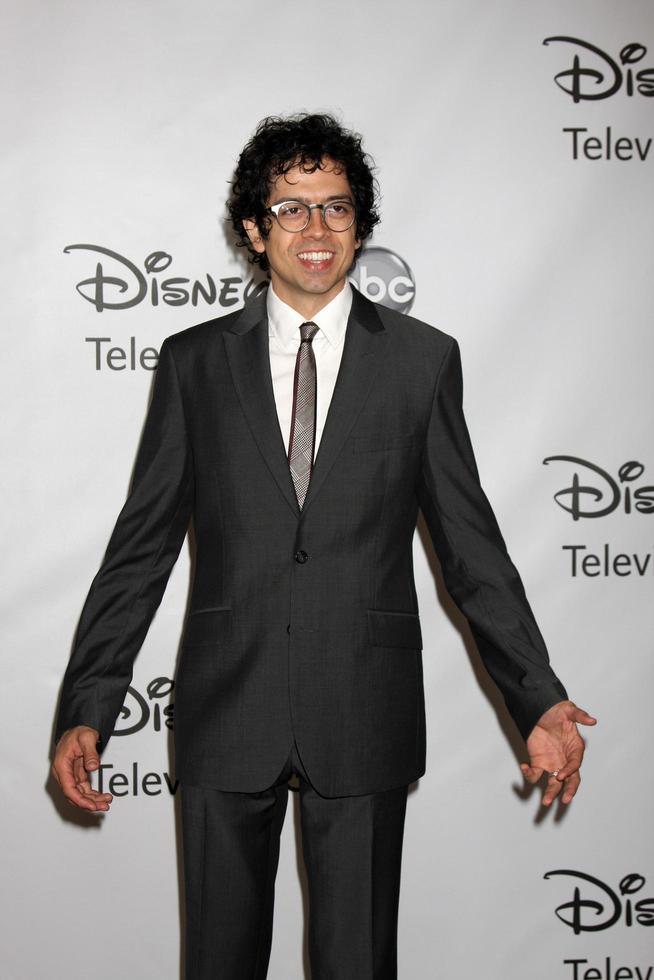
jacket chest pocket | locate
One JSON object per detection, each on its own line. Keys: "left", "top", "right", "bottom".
{"left": 351, "top": 433, "right": 415, "bottom": 454}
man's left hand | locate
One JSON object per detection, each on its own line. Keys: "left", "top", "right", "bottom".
{"left": 521, "top": 700, "right": 597, "bottom": 807}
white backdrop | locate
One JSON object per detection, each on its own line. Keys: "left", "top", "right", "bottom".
{"left": 3, "top": 1, "right": 653, "bottom": 978}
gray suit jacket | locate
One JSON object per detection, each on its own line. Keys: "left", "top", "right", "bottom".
{"left": 55, "top": 286, "right": 567, "bottom": 796}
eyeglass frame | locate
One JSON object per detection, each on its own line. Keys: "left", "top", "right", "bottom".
{"left": 265, "top": 199, "right": 357, "bottom": 233}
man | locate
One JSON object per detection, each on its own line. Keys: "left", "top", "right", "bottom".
{"left": 53, "top": 113, "right": 596, "bottom": 980}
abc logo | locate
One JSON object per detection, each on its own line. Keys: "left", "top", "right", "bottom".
{"left": 350, "top": 247, "right": 415, "bottom": 314}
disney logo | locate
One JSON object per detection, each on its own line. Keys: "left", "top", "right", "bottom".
{"left": 542, "top": 456, "right": 654, "bottom": 520}
{"left": 543, "top": 36, "right": 654, "bottom": 102}
{"left": 545, "top": 870, "right": 654, "bottom": 934}
{"left": 63, "top": 244, "right": 266, "bottom": 313}
{"left": 114, "top": 676, "right": 174, "bottom": 737}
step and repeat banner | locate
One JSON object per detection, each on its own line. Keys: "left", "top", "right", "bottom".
{"left": 3, "top": 1, "right": 652, "bottom": 978}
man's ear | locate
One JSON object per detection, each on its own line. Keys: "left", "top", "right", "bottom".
{"left": 243, "top": 219, "right": 266, "bottom": 255}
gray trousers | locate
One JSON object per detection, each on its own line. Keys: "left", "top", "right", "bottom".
{"left": 181, "top": 742, "right": 409, "bottom": 980}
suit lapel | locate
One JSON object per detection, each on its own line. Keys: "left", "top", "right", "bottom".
{"left": 300, "top": 288, "right": 388, "bottom": 517}
{"left": 223, "top": 290, "right": 300, "bottom": 517}
{"left": 223, "top": 286, "right": 388, "bottom": 520}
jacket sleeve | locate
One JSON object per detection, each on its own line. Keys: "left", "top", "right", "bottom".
{"left": 416, "top": 337, "right": 567, "bottom": 740}
{"left": 54, "top": 339, "right": 194, "bottom": 752}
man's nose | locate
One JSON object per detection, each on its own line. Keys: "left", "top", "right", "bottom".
{"left": 303, "top": 207, "right": 327, "bottom": 237}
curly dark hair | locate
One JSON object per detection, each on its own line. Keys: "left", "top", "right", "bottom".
{"left": 227, "top": 113, "right": 380, "bottom": 270}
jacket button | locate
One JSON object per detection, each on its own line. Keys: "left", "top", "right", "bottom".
{"left": 294, "top": 550, "right": 309, "bottom": 564}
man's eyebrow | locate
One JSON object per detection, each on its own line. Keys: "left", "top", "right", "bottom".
{"left": 269, "top": 194, "right": 354, "bottom": 206}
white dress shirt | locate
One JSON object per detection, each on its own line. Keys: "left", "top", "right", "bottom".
{"left": 267, "top": 282, "right": 353, "bottom": 458}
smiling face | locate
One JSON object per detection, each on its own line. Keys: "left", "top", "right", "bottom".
{"left": 245, "top": 157, "right": 360, "bottom": 319}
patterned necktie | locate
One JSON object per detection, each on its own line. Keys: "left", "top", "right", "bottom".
{"left": 288, "top": 321, "right": 319, "bottom": 508}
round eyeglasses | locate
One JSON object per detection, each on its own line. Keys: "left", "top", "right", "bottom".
{"left": 266, "top": 200, "right": 356, "bottom": 233}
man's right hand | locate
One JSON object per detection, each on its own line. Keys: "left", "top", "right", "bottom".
{"left": 52, "top": 726, "right": 113, "bottom": 812}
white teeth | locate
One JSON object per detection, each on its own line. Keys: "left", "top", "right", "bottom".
{"left": 298, "top": 251, "right": 333, "bottom": 261}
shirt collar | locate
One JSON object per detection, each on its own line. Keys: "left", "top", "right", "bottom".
{"left": 267, "top": 281, "right": 353, "bottom": 352}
